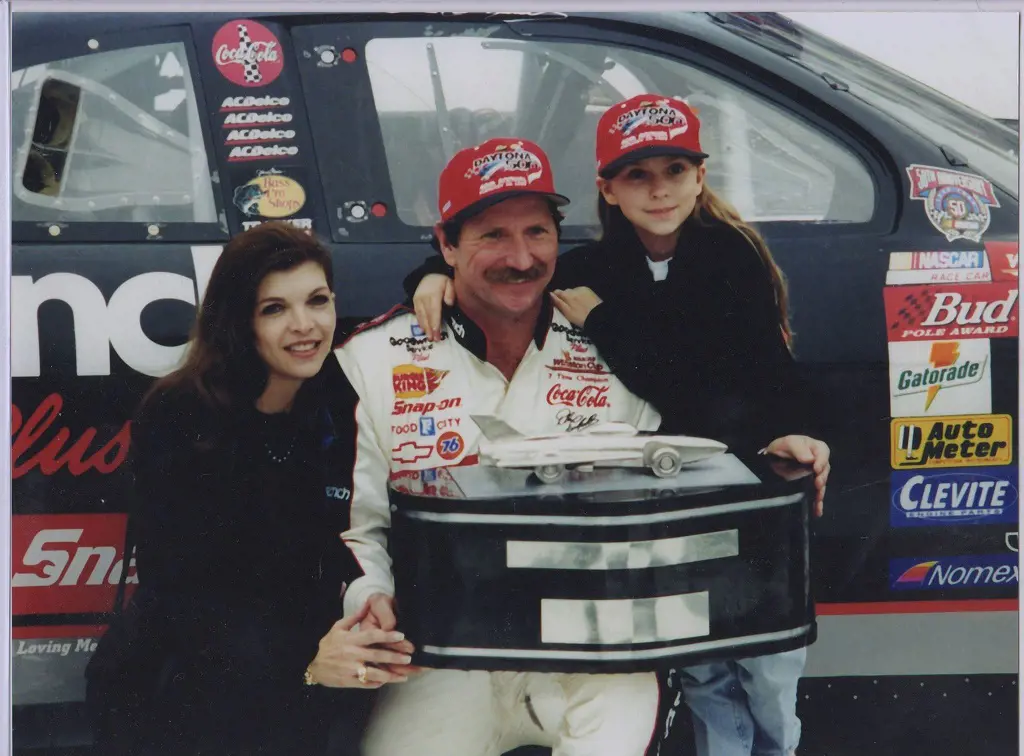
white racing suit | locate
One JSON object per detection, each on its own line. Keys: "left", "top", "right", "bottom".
{"left": 335, "top": 302, "right": 663, "bottom": 756}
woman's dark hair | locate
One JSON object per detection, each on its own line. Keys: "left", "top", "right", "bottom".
{"left": 142, "top": 222, "right": 335, "bottom": 413}
{"left": 597, "top": 160, "right": 794, "bottom": 348}
{"left": 429, "top": 198, "right": 565, "bottom": 253}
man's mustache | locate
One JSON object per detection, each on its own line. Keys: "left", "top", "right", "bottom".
{"left": 485, "top": 263, "right": 548, "bottom": 284}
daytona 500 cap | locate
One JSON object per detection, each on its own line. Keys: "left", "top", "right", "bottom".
{"left": 596, "top": 94, "right": 709, "bottom": 178}
{"left": 438, "top": 138, "right": 570, "bottom": 224}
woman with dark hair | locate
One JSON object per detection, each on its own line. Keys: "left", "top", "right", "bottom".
{"left": 91, "top": 222, "right": 413, "bottom": 755}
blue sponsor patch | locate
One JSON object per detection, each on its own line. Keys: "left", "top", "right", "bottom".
{"left": 890, "top": 467, "right": 1018, "bottom": 527}
{"left": 890, "top": 554, "right": 1018, "bottom": 590}
{"left": 419, "top": 416, "right": 436, "bottom": 436}
{"left": 411, "top": 323, "right": 426, "bottom": 338}
{"left": 421, "top": 469, "right": 437, "bottom": 483}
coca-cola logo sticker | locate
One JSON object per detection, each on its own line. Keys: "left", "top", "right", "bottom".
{"left": 212, "top": 20, "right": 284, "bottom": 88}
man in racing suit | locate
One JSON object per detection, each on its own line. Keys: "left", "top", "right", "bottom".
{"left": 334, "top": 138, "right": 662, "bottom": 756}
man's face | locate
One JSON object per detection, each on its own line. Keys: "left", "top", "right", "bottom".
{"left": 437, "top": 195, "right": 558, "bottom": 320}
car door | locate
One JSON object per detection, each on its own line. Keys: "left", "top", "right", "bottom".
{"left": 10, "top": 15, "right": 231, "bottom": 739}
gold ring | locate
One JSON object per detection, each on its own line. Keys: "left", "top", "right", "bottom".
{"left": 357, "top": 664, "right": 369, "bottom": 684}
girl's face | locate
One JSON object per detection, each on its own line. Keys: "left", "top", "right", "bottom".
{"left": 252, "top": 260, "right": 336, "bottom": 387}
{"left": 598, "top": 155, "right": 706, "bottom": 244}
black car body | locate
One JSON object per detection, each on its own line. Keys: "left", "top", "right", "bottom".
{"left": 10, "top": 11, "right": 1019, "bottom": 754}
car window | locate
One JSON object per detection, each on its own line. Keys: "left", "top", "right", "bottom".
{"left": 11, "top": 41, "right": 219, "bottom": 225}
{"left": 364, "top": 35, "right": 876, "bottom": 228}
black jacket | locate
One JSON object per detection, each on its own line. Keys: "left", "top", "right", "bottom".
{"left": 124, "top": 357, "right": 364, "bottom": 753}
{"left": 405, "top": 217, "right": 818, "bottom": 455}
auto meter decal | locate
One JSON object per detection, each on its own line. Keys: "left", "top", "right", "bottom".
{"left": 212, "top": 20, "right": 284, "bottom": 87}
{"left": 906, "top": 164, "right": 999, "bottom": 243}
{"left": 883, "top": 283, "right": 1018, "bottom": 341}
{"left": 888, "top": 339, "right": 991, "bottom": 418}
{"left": 890, "top": 467, "right": 1018, "bottom": 527}
{"left": 232, "top": 168, "right": 306, "bottom": 219}
{"left": 890, "top": 414, "right": 1012, "bottom": 470}
{"left": 885, "top": 250, "right": 991, "bottom": 286}
{"left": 985, "top": 240, "right": 1019, "bottom": 283}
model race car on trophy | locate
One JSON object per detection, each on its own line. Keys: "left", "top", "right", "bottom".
{"left": 472, "top": 415, "right": 728, "bottom": 482}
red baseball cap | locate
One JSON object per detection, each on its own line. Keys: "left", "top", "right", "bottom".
{"left": 596, "top": 94, "right": 708, "bottom": 178}
{"left": 437, "top": 137, "right": 570, "bottom": 223}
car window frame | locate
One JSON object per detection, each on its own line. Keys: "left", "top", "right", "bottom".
{"left": 294, "top": 15, "right": 895, "bottom": 245}
{"left": 11, "top": 23, "right": 229, "bottom": 244}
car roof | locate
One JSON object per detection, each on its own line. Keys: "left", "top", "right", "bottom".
{"left": 10, "top": 11, "right": 782, "bottom": 69}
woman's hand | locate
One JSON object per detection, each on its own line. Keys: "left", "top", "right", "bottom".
{"left": 761, "top": 435, "right": 831, "bottom": 517}
{"left": 307, "top": 601, "right": 416, "bottom": 688}
{"left": 550, "top": 287, "right": 602, "bottom": 328}
{"left": 413, "top": 274, "right": 455, "bottom": 342}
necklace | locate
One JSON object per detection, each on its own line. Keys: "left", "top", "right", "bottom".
{"left": 264, "top": 433, "right": 298, "bottom": 463}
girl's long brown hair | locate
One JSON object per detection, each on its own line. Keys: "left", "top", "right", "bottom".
{"left": 141, "top": 222, "right": 335, "bottom": 415}
{"left": 598, "top": 164, "right": 793, "bottom": 348}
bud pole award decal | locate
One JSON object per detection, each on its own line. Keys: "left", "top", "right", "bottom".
{"left": 213, "top": 20, "right": 283, "bottom": 87}
{"left": 883, "top": 283, "right": 1018, "bottom": 341}
{"left": 906, "top": 165, "right": 999, "bottom": 243}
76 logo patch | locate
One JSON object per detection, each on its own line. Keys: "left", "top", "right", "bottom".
{"left": 437, "top": 431, "right": 464, "bottom": 461}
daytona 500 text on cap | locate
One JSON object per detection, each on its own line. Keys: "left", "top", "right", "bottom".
{"left": 437, "top": 138, "right": 570, "bottom": 224}
{"left": 596, "top": 94, "right": 710, "bottom": 178}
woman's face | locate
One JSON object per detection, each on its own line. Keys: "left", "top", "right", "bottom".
{"left": 252, "top": 260, "right": 336, "bottom": 386}
{"left": 599, "top": 155, "right": 706, "bottom": 241}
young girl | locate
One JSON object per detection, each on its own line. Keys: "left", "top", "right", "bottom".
{"left": 407, "top": 95, "right": 829, "bottom": 756}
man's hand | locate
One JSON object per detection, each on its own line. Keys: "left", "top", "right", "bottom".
{"left": 308, "top": 601, "right": 412, "bottom": 688}
{"left": 550, "top": 287, "right": 602, "bottom": 328}
{"left": 359, "top": 592, "right": 424, "bottom": 677}
{"left": 762, "top": 435, "right": 831, "bottom": 517}
{"left": 361, "top": 592, "right": 398, "bottom": 631}
{"left": 413, "top": 274, "right": 455, "bottom": 342}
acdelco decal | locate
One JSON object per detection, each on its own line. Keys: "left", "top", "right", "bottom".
{"left": 888, "top": 339, "right": 990, "bottom": 417}
{"left": 220, "top": 95, "right": 291, "bottom": 111}
{"left": 222, "top": 111, "right": 293, "bottom": 126}
{"left": 890, "top": 467, "right": 1018, "bottom": 527}
{"left": 228, "top": 144, "right": 299, "bottom": 162}
{"left": 885, "top": 250, "right": 991, "bottom": 286}
{"left": 883, "top": 283, "right": 1018, "bottom": 341}
{"left": 890, "top": 554, "right": 1018, "bottom": 590}
{"left": 12, "top": 514, "right": 136, "bottom": 615}
{"left": 891, "top": 414, "right": 1012, "bottom": 469}
{"left": 985, "top": 241, "right": 1019, "bottom": 283}
{"left": 212, "top": 20, "right": 283, "bottom": 88}
{"left": 225, "top": 128, "right": 296, "bottom": 144}
{"left": 393, "top": 364, "right": 449, "bottom": 399}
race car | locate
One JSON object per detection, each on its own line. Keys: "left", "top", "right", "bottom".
{"left": 10, "top": 9, "right": 1018, "bottom": 755}
{"left": 472, "top": 414, "right": 727, "bottom": 482}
